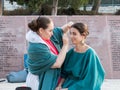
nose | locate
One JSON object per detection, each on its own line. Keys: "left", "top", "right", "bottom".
{"left": 51, "top": 31, "right": 53, "bottom": 36}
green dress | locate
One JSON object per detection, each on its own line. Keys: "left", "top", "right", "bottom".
{"left": 26, "top": 27, "right": 63, "bottom": 90}
{"left": 61, "top": 48, "right": 105, "bottom": 90}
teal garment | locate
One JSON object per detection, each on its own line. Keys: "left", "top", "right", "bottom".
{"left": 61, "top": 48, "right": 105, "bottom": 90}
{"left": 27, "top": 28, "right": 63, "bottom": 90}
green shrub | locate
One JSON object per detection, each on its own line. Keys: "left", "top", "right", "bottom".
{"left": 57, "top": 8, "right": 102, "bottom": 15}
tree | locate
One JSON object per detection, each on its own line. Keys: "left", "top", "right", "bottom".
{"left": 58, "top": 0, "right": 89, "bottom": 10}
{"left": 0, "top": 0, "right": 4, "bottom": 15}
{"left": 91, "top": 0, "right": 101, "bottom": 13}
{"left": 41, "top": 0, "right": 59, "bottom": 15}
{"left": 51, "top": 0, "right": 58, "bottom": 15}
{"left": 10, "top": 0, "right": 44, "bottom": 12}
{"left": 9, "top": 0, "right": 58, "bottom": 15}
{"left": 9, "top": 0, "right": 101, "bottom": 15}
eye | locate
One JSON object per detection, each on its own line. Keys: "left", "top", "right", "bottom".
{"left": 70, "top": 32, "right": 77, "bottom": 35}
{"left": 50, "top": 30, "right": 53, "bottom": 32}
{"left": 46, "top": 29, "right": 53, "bottom": 32}
{"left": 73, "top": 32, "right": 77, "bottom": 35}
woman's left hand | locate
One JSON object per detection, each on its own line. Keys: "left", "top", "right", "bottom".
{"left": 55, "top": 86, "right": 62, "bottom": 90}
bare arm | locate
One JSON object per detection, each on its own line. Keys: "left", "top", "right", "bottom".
{"left": 51, "top": 22, "right": 73, "bottom": 68}
{"left": 51, "top": 34, "right": 68, "bottom": 68}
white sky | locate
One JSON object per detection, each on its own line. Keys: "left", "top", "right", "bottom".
{"left": 4, "top": 0, "right": 22, "bottom": 10}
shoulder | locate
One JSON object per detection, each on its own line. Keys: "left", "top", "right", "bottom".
{"left": 87, "top": 47, "right": 97, "bottom": 55}
{"left": 86, "top": 47, "right": 100, "bottom": 62}
{"left": 53, "top": 27, "right": 63, "bottom": 34}
{"left": 85, "top": 47, "right": 99, "bottom": 60}
{"left": 66, "top": 48, "right": 74, "bottom": 56}
{"left": 29, "top": 42, "right": 49, "bottom": 51}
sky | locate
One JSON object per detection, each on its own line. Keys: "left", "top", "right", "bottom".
{"left": 4, "top": 0, "right": 22, "bottom": 10}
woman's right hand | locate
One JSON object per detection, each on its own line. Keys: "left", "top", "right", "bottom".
{"left": 55, "top": 86, "right": 62, "bottom": 90}
{"left": 62, "top": 34, "right": 69, "bottom": 46}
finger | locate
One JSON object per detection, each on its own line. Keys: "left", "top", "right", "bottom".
{"left": 67, "top": 21, "right": 74, "bottom": 27}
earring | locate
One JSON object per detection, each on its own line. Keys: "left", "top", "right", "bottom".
{"left": 80, "top": 40, "right": 84, "bottom": 45}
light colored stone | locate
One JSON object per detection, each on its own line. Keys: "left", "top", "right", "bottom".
{"left": 0, "top": 79, "right": 120, "bottom": 90}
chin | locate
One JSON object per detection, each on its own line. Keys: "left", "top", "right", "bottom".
{"left": 46, "top": 37, "right": 50, "bottom": 39}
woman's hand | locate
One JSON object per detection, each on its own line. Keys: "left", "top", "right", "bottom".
{"left": 55, "top": 86, "right": 62, "bottom": 90}
{"left": 60, "top": 88, "right": 68, "bottom": 90}
{"left": 62, "top": 21, "right": 74, "bottom": 33}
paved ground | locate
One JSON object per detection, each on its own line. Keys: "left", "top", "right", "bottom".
{"left": 0, "top": 79, "right": 120, "bottom": 90}
{"left": 0, "top": 79, "right": 25, "bottom": 90}
{"left": 102, "top": 79, "right": 120, "bottom": 90}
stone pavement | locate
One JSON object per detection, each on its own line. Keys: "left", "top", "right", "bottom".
{"left": 102, "top": 79, "right": 120, "bottom": 90}
{"left": 0, "top": 79, "right": 120, "bottom": 90}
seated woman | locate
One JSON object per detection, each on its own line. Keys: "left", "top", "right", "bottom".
{"left": 56, "top": 22, "right": 105, "bottom": 90}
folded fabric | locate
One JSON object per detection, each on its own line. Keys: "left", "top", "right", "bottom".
{"left": 6, "top": 70, "right": 28, "bottom": 83}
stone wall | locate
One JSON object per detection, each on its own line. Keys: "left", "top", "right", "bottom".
{"left": 0, "top": 16, "right": 120, "bottom": 79}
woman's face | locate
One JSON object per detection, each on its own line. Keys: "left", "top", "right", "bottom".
{"left": 70, "top": 27, "right": 84, "bottom": 45}
{"left": 39, "top": 21, "right": 54, "bottom": 40}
